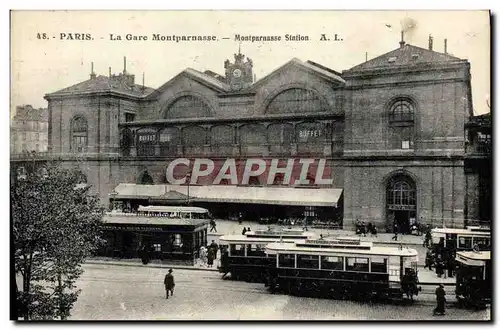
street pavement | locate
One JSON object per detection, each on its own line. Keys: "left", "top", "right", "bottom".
{"left": 69, "top": 263, "right": 490, "bottom": 321}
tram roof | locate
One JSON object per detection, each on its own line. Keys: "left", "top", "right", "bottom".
{"left": 431, "top": 227, "right": 491, "bottom": 236}
{"left": 456, "top": 251, "right": 491, "bottom": 261}
{"left": 265, "top": 242, "right": 418, "bottom": 257}
{"left": 103, "top": 213, "right": 209, "bottom": 226}
{"left": 219, "top": 235, "right": 308, "bottom": 244}
{"left": 137, "top": 205, "right": 209, "bottom": 213}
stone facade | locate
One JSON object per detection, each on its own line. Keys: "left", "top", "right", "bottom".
{"left": 39, "top": 41, "right": 481, "bottom": 230}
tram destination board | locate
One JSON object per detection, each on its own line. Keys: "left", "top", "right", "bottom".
{"left": 10, "top": 10, "right": 491, "bottom": 322}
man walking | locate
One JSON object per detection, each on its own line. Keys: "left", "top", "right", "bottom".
{"left": 433, "top": 284, "right": 446, "bottom": 315}
{"left": 210, "top": 240, "right": 219, "bottom": 260}
{"left": 164, "top": 269, "right": 175, "bottom": 299}
{"left": 392, "top": 223, "right": 399, "bottom": 241}
{"left": 210, "top": 219, "right": 217, "bottom": 232}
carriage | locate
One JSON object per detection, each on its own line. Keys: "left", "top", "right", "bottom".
{"left": 264, "top": 236, "right": 420, "bottom": 301}
{"left": 455, "top": 250, "right": 491, "bottom": 309}
{"left": 218, "top": 227, "right": 315, "bottom": 283}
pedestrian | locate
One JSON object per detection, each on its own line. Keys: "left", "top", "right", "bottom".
{"left": 425, "top": 249, "right": 433, "bottom": 270}
{"left": 447, "top": 253, "right": 455, "bottom": 278}
{"left": 238, "top": 212, "right": 243, "bottom": 225}
{"left": 247, "top": 227, "right": 251, "bottom": 233}
{"left": 433, "top": 284, "right": 446, "bottom": 315}
{"left": 210, "top": 219, "right": 217, "bottom": 232}
{"left": 436, "top": 256, "right": 444, "bottom": 278}
{"left": 242, "top": 227, "right": 247, "bottom": 235}
{"left": 164, "top": 269, "right": 175, "bottom": 299}
{"left": 392, "top": 223, "right": 399, "bottom": 241}
{"left": 199, "top": 246, "right": 207, "bottom": 266}
{"left": 210, "top": 240, "right": 219, "bottom": 260}
{"left": 424, "top": 228, "right": 432, "bottom": 247}
{"left": 207, "top": 247, "right": 214, "bottom": 268}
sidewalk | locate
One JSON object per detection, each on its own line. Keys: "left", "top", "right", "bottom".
{"left": 86, "top": 257, "right": 221, "bottom": 272}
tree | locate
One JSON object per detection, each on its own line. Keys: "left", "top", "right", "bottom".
{"left": 12, "top": 164, "right": 104, "bottom": 320}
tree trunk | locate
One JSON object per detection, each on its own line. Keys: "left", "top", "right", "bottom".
{"left": 22, "top": 252, "right": 32, "bottom": 320}
{"left": 57, "top": 273, "right": 66, "bottom": 320}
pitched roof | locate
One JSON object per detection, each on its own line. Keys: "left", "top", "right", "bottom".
{"left": 346, "top": 44, "right": 465, "bottom": 72}
{"left": 13, "top": 105, "right": 48, "bottom": 121}
{"left": 250, "top": 58, "right": 345, "bottom": 90}
{"left": 45, "top": 75, "right": 156, "bottom": 98}
{"left": 184, "top": 68, "right": 231, "bottom": 92}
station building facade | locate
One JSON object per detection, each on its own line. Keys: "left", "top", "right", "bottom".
{"left": 41, "top": 39, "right": 477, "bottom": 230}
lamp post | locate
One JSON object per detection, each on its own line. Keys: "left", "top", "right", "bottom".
{"left": 186, "top": 173, "right": 191, "bottom": 206}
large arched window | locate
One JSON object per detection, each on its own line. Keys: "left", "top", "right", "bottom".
{"left": 211, "top": 125, "right": 234, "bottom": 155}
{"left": 388, "top": 98, "right": 415, "bottom": 149}
{"left": 165, "top": 95, "right": 212, "bottom": 119}
{"left": 389, "top": 98, "right": 415, "bottom": 124}
{"left": 71, "top": 116, "right": 88, "bottom": 152}
{"left": 266, "top": 88, "right": 328, "bottom": 114}
{"left": 386, "top": 176, "right": 416, "bottom": 209}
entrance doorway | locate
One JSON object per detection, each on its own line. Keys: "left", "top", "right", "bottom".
{"left": 388, "top": 209, "right": 416, "bottom": 234}
{"left": 386, "top": 175, "right": 416, "bottom": 233}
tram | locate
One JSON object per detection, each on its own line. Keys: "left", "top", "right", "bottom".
{"left": 265, "top": 236, "right": 420, "bottom": 301}
{"left": 431, "top": 226, "right": 491, "bottom": 252}
{"left": 219, "top": 227, "right": 315, "bottom": 283}
{"left": 455, "top": 250, "right": 491, "bottom": 309}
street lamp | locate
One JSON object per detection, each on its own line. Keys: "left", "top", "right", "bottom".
{"left": 186, "top": 173, "right": 191, "bottom": 206}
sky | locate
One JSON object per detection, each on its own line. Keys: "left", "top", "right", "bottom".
{"left": 10, "top": 10, "right": 490, "bottom": 115}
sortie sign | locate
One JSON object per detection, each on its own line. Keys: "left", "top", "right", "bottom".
{"left": 165, "top": 158, "right": 333, "bottom": 186}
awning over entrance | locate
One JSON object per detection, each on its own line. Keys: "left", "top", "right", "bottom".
{"left": 110, "top": 183, "right": 343, "bottom": 207}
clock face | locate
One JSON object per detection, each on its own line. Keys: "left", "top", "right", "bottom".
{"left": 232, "top": 69, "right": 242, "bottom": 78}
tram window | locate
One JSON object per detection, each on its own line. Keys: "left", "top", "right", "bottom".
{"left": 297, "top": 255, "right": 319, "bottom": 269}
{"left": 370, "top": 256, "right": 387, "bottom": 273}
{"left": 230, "top": 244, "right": 245, "bottom": 256}
{"left": 321, "top": 256, "right": 344, "bottom": 270}
{"left": 247, "top": 244, "right": 266, "bottom": 256}
{"left": 153, "top": 243, "right": 162, "bottom": 252}
{"left": 473, "top": 237, "right": 490, "bottom": 249}
{"left": 346, "top": 257, "right": 369, "bottom": 272}
{"left": 458, "top": 236, "right": 472, "bottom": 249}
{"left": 279, "top": 254, "right": 295, "bottom": 268}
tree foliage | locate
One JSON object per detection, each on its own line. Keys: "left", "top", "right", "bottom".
{"left": 12, "top": 164, "right": 105, "bottom": 320}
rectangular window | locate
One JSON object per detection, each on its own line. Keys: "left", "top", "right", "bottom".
{"left": 321, "top": 256, "right": 344, "bottom": 270}
{"left": 458, "top": 236, "right": 472, "bottom": 250}
{"left": 346, "top": 257, "right": 369, "bottom": 272}
{"left": 125, "top": 113, "right": 136, "bottom": 122}
{"left": 297, "top": 254, "right": 319, "bottom": 269}
{"left": 278, "top": 254, "right": 295, "bottom": 268}
{"left": 246, "top": 244, "right": 266, "bottom": 257}
{"left": 402, "top": 140, "right": 410, "bottom": 149}
{"left": 472, "top": 237, "right": 490, "bottom": 249}
{"left": 153, "top": 243, "right": 162, "bottom": 252}
{"left": 230, "top": 244, "right": 245, "bottom": 256}
{"left": 370, "top": 256, "right": 388, "bottom": 273}
{"left": 173, "top": 234, "right": 182, "bottom": 247}
{"left": 35, "top": 132, "right": 39, "bottom": 140}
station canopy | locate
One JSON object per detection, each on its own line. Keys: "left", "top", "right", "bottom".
{"left": 110, "top": 183, "right": 343, "bottom": 207}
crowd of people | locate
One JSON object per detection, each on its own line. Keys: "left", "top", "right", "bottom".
{"left": 198, "top": 240, "right": 224, "bottom": 268}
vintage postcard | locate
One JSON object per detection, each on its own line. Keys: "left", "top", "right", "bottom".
{"left": 10, "top": 10, "right": 491, "bottom": 321}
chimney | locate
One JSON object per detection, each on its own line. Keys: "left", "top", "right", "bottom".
{"left": 109, "top": 67, "right": 111, "bottom": 77}
{"left": 123, "top": 56, "right": 127, "bottom": 74}
{"left": 399, "top": 31, "right": 405, "bottom": 48}
{"left": 444, "top": 38, "right": 448, "bottom": 54}
{"left": 90, "top": 62, "right": 96, "bottom": 79}
{"left": 365, "top": 52, "right": 368, "bottom": 62}
{"left": 428, "top": 34, "right": 433, "bottom": 51}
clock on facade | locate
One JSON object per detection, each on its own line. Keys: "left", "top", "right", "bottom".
{"left": 232, "top": 69, "right": 242, "bottom": 78}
